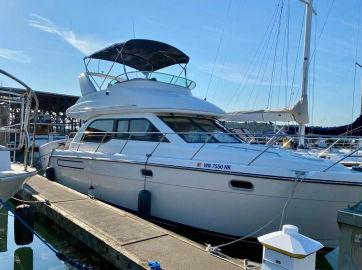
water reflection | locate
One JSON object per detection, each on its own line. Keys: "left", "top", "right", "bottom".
{"left": 14, "top": 247, "right": 33, "bottom": 270}
{"left": 0, "top": 206, "right": 38, "bottom": 270}
{"left": 0, "top": 207, "right": 8, "bottom": 252}
{"left": 0, "top": 204, "right": 117, "bottom": 270}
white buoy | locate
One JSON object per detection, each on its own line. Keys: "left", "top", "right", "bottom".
{"left": 258, "top": 225, "right": 323, "bottom": 270}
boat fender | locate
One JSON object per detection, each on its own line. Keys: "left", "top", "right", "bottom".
{"left": 1, "top": 201, "right": 94, "bottom": 270}
{"left": 45, "top": 167, "right": 55, "bottom": 181}
{"left": 138, "top": 190, "right": 151, "bottom": 219}
{"left": 14, "top": 204, "right": 34, "bottom": 245}
{"left": 148, "top": 261, "right": 161, "bottom": 270}
{"left": 14, "top": 247, "right": 33, "bottom": 269}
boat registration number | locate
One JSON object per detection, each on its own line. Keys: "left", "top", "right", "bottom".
{"left": 196, "top": 162, "right": 231, "bottom": 170}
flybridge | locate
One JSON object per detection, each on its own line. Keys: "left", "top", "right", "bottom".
{"left": 82, "top": 39, "right": 195, "bottom": 92}
{"left": 68, "top": 39, "right": 222, "bottom": 120}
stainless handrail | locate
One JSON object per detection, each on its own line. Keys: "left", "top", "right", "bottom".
{"left": 113, "top": 71, "right": 196, "bottom": 90}
{"left": 266, "top": 126, "right": 285, "bottom": 146}
{"left": 119, "top": 134, "right": 132, "bottom": 154}
{"left": 248, "top": 135, "right": 281, "bottom": 166}
{"left": 190, "top": 135, "right": 212, "bottom": 160}
{"left": 148, "top": 134, "right": 166, "bottom": 157}
{"left": 69, "top": 130, "right": 362, "bottom": 172}
{"left": 322, "top": 145, "right": 362, "bottom": 172}
{"left": 95, "top": 133, "right": 107, "bottom": 153}
{"left": 318, "top": 138, "right": 341, "bottom": 157}
{"left": 70, "top": 130, "right": 362, "bottom": 142}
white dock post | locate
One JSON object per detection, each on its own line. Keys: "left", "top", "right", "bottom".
{"left": 257, "top": 224, "right": 323, "bottom": 270}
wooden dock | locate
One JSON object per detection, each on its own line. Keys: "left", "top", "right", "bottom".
{"left": 19, "top": 175, "right": 260, "bottom": 270}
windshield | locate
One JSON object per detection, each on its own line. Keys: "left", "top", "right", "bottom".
{"left": 160, "top": 116, "right": 241, "bottom": 143}
{"left": 114, "top": 71, "right": 196, "bottom": 90}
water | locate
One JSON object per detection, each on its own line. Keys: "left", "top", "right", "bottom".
{"left": 0, "top": 204, "right": 117, "bottom": 270}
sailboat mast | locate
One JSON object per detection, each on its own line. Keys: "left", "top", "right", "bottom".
{"left": 360, "top": 78, "right": 362, "bottom": 116}
{"left": 357, "top": 63, "right": 362, "bottom": 116}
{"left": 298, "top": 0, "right": 313, "bottom": 147}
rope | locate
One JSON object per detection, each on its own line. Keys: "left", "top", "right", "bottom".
{"left": 307, "top": 8, "right": 318, "bottom": 133}
{"left": 350, "top": 3, "right": 362, "bottom": 133}
{"left": 351, "top": 64, "right": 358, "bottom": 134}
{"left": 206, "top": 171, "right": 305, "bottom": 254}
{"left": 206, "top": 212, "right": 281, "bottom": 254}
{"left": 288, "top": 11, "right": 305, "bottom": 107}
{"left": 12, "top": 184, "right": 91, "bottom": 205}
{"left": 226, "top": 1, "right": 282, "bottom": 111}
{"left": 267, "top": 0, "right": 284, "bottom": 109}
{"left": 209, "top": 0, "right": 238, "bottom": 103}
{"left": 0, "top": 199, "right": 95, "bottom": 270}
{"left": 244, "top": 3, "right": 283, "bottom": 110}
{"left": 310, "top": 0, "right": 336, "bottom": 62}
{"left": 279, "top": 172, "right": 305, "bottom": 229}
{"left": 144, "top": 154, "right": 151, "bottom": 190}
{"left": 204, "top": 0, "right": 232, "bottom": 100}
{"left": 0, "top": 212, "right": 14, "bottom": 217}
{"left": 277, "top": 0, "right": 289, "bottom": 109}
{"left": 284, "top": 0, "right": 290, "bottom": 108}
{"left": 11, "top": 196, "right": 48, "bottom": 204}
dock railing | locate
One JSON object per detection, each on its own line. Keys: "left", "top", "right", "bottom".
{"left": 65, "top": 129, "right": 362, "bottom": 173}
{"left": 1, "top": 121, "right": 79, "bottom": 166}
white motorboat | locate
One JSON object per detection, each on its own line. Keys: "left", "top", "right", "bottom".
{"left": 0, "top": 69, "right": 37, "bottom": 203}
{"left": 0, "top": 149, "right": 35, "bottom": 202}
{"left": 40, "top": 39, "right": 362, "bottom": 248}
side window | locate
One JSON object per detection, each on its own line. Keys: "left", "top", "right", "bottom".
{"left": 115, "top": 119, "right": 167, "bottom": 142}
{"left": 130, "top": 119, "right": 164, "bottom": 142}
{"left": 83, "top": 119, "right": 114, "bottom": 142}
{"left": 116, "top": 120, "right": 129, "bottom": 139}
{"left": 161, "top": 117, "right": 216, "bottom": 143}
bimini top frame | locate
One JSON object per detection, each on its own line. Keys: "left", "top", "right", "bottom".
{"left": 83, "top": 39, "right": 194, "bottom": 90}
{"left": 86, "top": 39, "right": 189, "bottom": 71}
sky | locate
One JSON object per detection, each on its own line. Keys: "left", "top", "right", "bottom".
{"left": 0, "top": 0, "right": 361, "bottom": 127}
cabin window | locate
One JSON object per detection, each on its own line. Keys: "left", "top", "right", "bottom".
{"left": 83, "top": 119, "right": 115, "bottom": 142}
{"left": 116, "top": 120, "right": 130, "bottom": 139}
{"left": 192, "top": 118, "right": 241, "bottom": 143}
{"left": 116, "top": 119, "right": 167, "bottom": 142}
{"left": 160, "top": 116, "right": 241, "bottom": 143}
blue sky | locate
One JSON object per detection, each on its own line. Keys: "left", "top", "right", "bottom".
{"left": 0, "top": 0, "right": 361, "bottom": 126}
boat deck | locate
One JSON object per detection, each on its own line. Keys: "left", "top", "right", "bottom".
{"left": 20, "top": 175, "right": 260, "bottom": 270}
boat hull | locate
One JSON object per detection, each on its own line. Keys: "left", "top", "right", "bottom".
{"left": 0, "top": 165, "right": 36, "bottom": 203}
{"left": 49, "top": 155, "right": 361, "bottom": 247}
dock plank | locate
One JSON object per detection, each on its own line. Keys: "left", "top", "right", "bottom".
{"left": 56, "top": 199, "right": 166, "bottom": 245}
{"left": 21, "top": 175, "right": 256, "bottom": 270}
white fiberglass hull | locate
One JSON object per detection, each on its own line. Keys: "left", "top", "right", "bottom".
{"left": 50, "top": 154, "right": 361, "bottom": 247}
{"left": 0, "top": 164, "right": 36, "bottom": 202}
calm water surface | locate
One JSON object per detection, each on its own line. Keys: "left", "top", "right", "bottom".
{"left": 0, "top": 204, "right": 117, "bottom": 270}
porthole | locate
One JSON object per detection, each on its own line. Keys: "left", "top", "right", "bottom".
{"left": 229, "top": 180, "right": 254, "bottom": 191}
